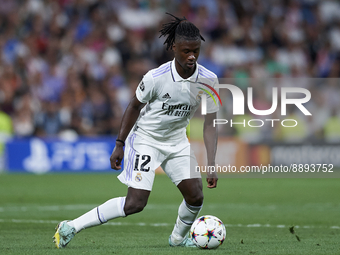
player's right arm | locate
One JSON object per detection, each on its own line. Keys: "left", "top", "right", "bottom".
{"left": 110, "top": 95, "right": 145, "bottom": 170}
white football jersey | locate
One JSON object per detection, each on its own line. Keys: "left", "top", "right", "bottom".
{"left": 134, "top": 59, "right": 219, "bottom": 145}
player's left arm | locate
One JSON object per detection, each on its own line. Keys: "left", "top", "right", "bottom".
{"left": 203, "top": 112, "right": 218, "bottom": 188}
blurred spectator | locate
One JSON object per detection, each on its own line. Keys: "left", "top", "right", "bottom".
{"left": 35, "top": 101, "right": 64, "bottom": 136}
{"left": 324, "top": 107, "right": 340, "bottom": 143}
{"left": 0, "top": 108, "right": 12, "bottom": 169}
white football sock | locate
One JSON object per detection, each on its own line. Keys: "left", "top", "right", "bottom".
{"left": 171, "top": 199, "right": 202, "bottom": 244}
{"left": 67, "top": 197, "right": 126, "bottom": 233}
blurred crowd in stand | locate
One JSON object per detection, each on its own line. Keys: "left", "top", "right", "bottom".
{"left": 0, "top": 0, "right": 339, "bottom": 143}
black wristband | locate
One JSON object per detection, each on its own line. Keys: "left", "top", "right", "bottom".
{"left": 116, "top": 139, "right": 125, "bottom": 146}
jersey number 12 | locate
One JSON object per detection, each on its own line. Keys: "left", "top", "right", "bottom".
{"left": 134, "top": 154, "right": 151, "bottom": 172}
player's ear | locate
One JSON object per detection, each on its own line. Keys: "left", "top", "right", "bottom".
{"left": 172, "top": 43, "right": 176, "bottom": 52}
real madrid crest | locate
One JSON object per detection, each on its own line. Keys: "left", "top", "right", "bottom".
{"left": 196, "top": 90, "right": 203, "bottom": 101}
{"left": 135, "top": 172, "right": 142, "bottom": 182}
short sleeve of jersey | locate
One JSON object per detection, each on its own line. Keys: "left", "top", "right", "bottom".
{"left": 136, "top": 71, "right": 155, "bottom": 104}
{"left": 206, "top": 80, "right": 220, "bottom": 114}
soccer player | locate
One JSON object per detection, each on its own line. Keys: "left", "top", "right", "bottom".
{"left": 53, "top": 13, "right": 219, "bottom": 248}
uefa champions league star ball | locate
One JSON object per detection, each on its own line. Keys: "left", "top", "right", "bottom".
{"left": 190, "top": 215, "right": 226, "bottom": 249}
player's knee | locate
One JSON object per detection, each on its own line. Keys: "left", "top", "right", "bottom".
{"left": 124, "top": 200, "right": 147, "bottom": 215}
{"left": 186, "top": 192, "right": 204, "bottom": 207}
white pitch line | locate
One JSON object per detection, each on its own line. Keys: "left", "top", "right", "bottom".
{"left": 0, "top": 204, "right": 284, "bottom": 212}
{"left": 1, "top": 203, "right": 339, "bottom": 213}
{"left": 0, "top": 204, "right": 98, "bottom": 212}
{"left": 0, "top": 219, "right": 339, "bottom": 230}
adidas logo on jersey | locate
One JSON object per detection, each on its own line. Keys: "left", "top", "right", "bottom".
{"left": 162, "top": 93, "right": 171, "bottom": 99}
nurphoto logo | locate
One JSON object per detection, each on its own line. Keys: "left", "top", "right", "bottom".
{"left": 200, "top": 83, "right": 311, "bottom": 128}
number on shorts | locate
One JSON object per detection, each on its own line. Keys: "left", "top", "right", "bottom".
{"left": 134, "top": 154, "right": 151, "bottom": 172}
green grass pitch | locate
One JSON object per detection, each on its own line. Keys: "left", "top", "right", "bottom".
{"left": 0, "top": 173, "right": 339, "bottom": 254}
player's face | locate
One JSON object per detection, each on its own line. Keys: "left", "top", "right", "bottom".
{"left": 173, "top": 39, "right": 201, "bottom": 76}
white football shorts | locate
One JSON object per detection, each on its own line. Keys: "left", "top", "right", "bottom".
{"left": 117, "top": 132, "right": 201, "bottom": 191}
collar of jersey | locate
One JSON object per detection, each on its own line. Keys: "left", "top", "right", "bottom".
{"left": 170, "top": 59, "right": 199, "bottom": 83}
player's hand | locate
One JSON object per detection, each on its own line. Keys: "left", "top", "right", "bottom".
{"left": 206, "top": 171, "right": 218, "bottom": 189}
{"left": 110, "top": 144, "right": 124, "bottom": 170}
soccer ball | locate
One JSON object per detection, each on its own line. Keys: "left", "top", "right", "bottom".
{"left": 190, "top": 215, "right": 226, "bottom": 249}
